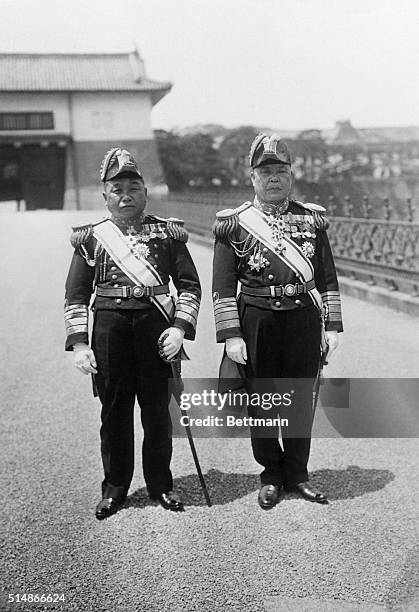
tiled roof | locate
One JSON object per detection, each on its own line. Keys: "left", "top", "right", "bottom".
{"left": 0, "top": 52, "right": 171, "bottom": 104}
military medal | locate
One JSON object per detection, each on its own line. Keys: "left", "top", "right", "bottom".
{"left": 301, "top": 241, "right": 315, "bottom": 259}
{"left": 131, "top": 243, "right": 151, "bottom": 259}
{"left": 267, "top": 215, "right": 286, "bottom": 255}
{"left": 253, "top": 197, "right": 287, "bottom": 255}
{"left": 138, "top": 233, "right": 150, "bottom": 243}
{"left": 248, "top": 247, "right": 269, "bottom": 272}
{"left": 125, "top": 228, "right": 151, "bottom": 260}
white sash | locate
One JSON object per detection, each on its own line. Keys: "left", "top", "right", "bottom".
{"left": 93, "top": 220, "right": 175, "bottom": 323}
{"left": 238, "top": 205, "right": 324, "bottom": 311}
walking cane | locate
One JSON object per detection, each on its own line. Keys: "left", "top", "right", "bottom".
{"left": 158, "top": 335, "right": 212, "bottom": 507}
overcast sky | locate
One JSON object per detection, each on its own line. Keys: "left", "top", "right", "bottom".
{"left": 0, "top": 0, "right": 418, "bottom": 131}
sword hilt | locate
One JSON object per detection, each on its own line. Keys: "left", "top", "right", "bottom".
{"left": 158, "top": 332, "right": 182, "bottom": 364}
{"left": 320, "top": 344, "right": 329, "bottom": 369}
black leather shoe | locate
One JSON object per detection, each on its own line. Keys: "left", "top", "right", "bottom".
{"left": 258, "top": 484, "right": 281, "bottom": 510}
{"left": 151, "top": 491, "right": 184, "bottom": 512}
{"left": 95, "top": 497, "right": 122, "bottom": 520}
{"left": 289, "top": 482, "right": 328, "bottom": 504}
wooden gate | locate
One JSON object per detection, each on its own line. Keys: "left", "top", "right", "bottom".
{"left": 0, "top": 146, "right": 22, "bottom": 203}
{"left": 0, "top": 143, "right": 66, "bottom": 209}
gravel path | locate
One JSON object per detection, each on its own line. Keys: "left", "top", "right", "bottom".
{"left": 1, "top": 210, "right": 418, "bottom": 612}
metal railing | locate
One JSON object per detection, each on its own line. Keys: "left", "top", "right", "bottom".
{"left": 149, "top": 192, "right": 419, "bottom": 297}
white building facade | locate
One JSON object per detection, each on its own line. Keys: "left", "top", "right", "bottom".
{"left": 0, "top": 51, "right": 171, "bottom": 209}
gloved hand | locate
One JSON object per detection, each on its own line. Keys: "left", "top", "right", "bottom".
{"left": 226, "top": 336, "right": 247, "bottom": 365}
{"left": 73, "top": 343, "right": 98, "bottom": 375}
{"left": 325, "top": 331, "right": 339, "bottom": 361}
{"left": 158, "top": 327, "right": 185, "bottom": 361}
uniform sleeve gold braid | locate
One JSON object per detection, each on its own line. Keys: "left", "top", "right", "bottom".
{"left": 321, "top": 291, "right": 342, "bottom": 322}
{"left": 166, "top": 221, "right": 188, "bottom": 243}
{"left": 64, "top": 303, "right": 89, "bottom": 337}
{"left": 174, "top": 292, "right": 200, "bottom": 327}
{"left": 213, "top": 296, "right": 240, "bottom": 334}
{"left": 212, "top": 214, "right": 240, "bottom": 242}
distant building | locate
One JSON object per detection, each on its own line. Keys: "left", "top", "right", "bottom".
{"left": 325, "top": 120, "right": 363, "bottom": 145}
{"left": 0, "top": 50, "right": 171, "bottom": 209}
{"left": 297, "top": 129, "right": 323, "bottom": 141}
{"left": 322, "top": 120, "right": 419, "bottom": 148}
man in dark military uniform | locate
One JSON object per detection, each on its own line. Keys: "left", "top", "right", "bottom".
{"left": 65, "top": 148, "right": 201, "bottom": 518}
{"left": 212, "top": 133, "right": 343, "bottom": 509}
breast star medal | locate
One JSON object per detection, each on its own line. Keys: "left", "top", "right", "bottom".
{"left": 301, "top": 241, "right": 315, "bottom": 259}
{"left": 131, "top": 242, "right": 151, "bottom": 260}
{"left": 248, "top": 247, "right": 269, "bottom": 272}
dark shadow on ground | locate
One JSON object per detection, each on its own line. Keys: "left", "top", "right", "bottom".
{"left": 308, "top": 464, "right": 395, "bottom": 501}
{"left": 123, "top": 465, "right": 394, "bottom": 509}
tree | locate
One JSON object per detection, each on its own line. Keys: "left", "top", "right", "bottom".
{"left": 218, "top": 126, "right": 259, "bottom": 186}
{"left": 155, "top": 130, "right": 188, "bottom": 191}
{"left": 155, "top": 130, "right": 227, "bottom": 190}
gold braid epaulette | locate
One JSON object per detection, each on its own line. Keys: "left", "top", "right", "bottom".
{"left": 70, "top": 220, "right": 107, "bottom": 266}
{"left": 167, "top": 220, "right": 188, "bottom": 243}
{"left": 70, "top": 224, "right": 94, "bottom": 248}
{"left": 212, "top": 214, "right": 239, "bottom": 242}
{"left": 149, "top": 215, "right": 188, "bottom": 243}
{"left": 312, "top": 211, "right": 329, "bottom": 230}
{"left": 213, "top": 201, "right": 252, "bottom": 242}
{"left": 294, "top": 201, "right": 329, "bottom": 230}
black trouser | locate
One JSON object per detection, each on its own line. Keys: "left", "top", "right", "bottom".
{"left": 92, "top": 309, "right": 172, "bottom": 500}
{"left": 240, "top": 300, "right": 321, "bottom": 487}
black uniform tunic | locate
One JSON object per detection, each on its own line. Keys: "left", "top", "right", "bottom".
{"left": 212, "top": 199, "right": 343, "bottom": 487}
{"left": 64, "top": 214, "right": 201, "bottom": 500}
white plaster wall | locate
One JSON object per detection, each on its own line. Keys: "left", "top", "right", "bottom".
{"left": 71, "top": 92, "right": 153, "bottom": 142}
{"left": 0, "top": 93, "right": 70, "bottom": 135}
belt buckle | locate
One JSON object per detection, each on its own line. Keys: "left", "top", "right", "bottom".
{"left": 284, "top": 283, "right": 296, "bottom": 297}
{"left": 132, "top": 285, "right": 145, "bottom": 298}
